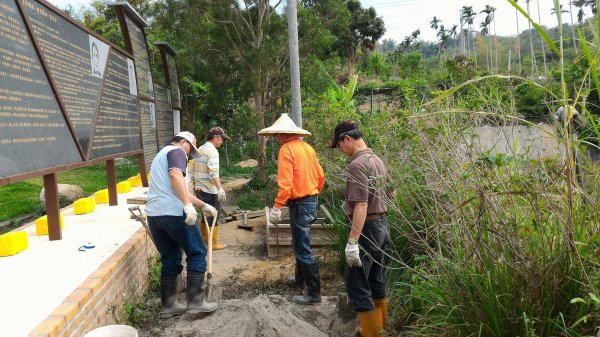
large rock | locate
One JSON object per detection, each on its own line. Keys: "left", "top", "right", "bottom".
{"left": 235, "top": 159, "right": 258, "bottom": 168}
{"left": 39, "top": 184, "right": 84, "bottom": 203}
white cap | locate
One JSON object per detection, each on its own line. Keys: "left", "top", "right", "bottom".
{"left": 174, "top": 131, "right": 200, "bottom": 158}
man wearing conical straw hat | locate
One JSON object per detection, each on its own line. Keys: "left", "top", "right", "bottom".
{"left": 258, "top": 113, "right": 325, "bottom": 305}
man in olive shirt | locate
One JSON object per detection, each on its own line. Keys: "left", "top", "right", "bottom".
{"left": 329, "top": 120, "right": 395, "bottom": 337}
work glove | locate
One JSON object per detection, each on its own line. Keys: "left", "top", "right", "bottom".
{"left": 183, "top": 203, "right": 198, "bottom": 225}
{"left": 345, "top": 241, "right": 362, "bottom": 267}
{"left": 218, "top": 187, "right": 227, "bottom": 203}
{"left": 269, "top": 207, "right": 281, "bottom": 224}
{"left": 201, "top": 203, "right": 218, "bottom": 218}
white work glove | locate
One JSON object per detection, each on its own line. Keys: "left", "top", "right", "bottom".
{"left": 183, "top": 203, "right": 198, "bottom": 225}
{"left": 345, "top": 241, "right": 362, "bottom": 267}
{"left": 218, "top": 187, "right": 227, "bottom": 203}
{"left": 269, "top": 207, "right": 281, "bottom": 224}
{"left": 201, "top": 203, "right": 218, "bottom": 217}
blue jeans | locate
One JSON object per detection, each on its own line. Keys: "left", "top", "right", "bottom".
{"left": 287, "top": 195, "right": 318, "bottom": 265}
{"left": 148, "top": 214, "right": 207, "bottom": 279}
{"left": 346, "top": 216, "right": 390, "bottom": 312}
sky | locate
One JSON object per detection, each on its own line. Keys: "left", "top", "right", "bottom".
{"left": 47, "top": 0, "right": 593, "bottom": 42}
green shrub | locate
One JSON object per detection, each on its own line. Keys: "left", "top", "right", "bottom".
{"left": 515, "top": 82, "right": 548, "bottom": 120}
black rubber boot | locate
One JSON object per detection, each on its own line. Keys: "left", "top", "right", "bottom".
{"left": 186, "top": 272, "right": 218, "bottom": 314}
{"left": 287, "top": 259, "right": 305, "bottom": 289}
{"left": 292, "top": 262, "right": 321, "bottom": 305}
{"left": 160, "top": 277, "right": 186, "bottom": 318}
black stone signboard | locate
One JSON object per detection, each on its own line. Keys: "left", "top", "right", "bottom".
{"left": 90, "top": 50, "right": 141, "bottom": 159}
{"left": 21, "top": 0, "right": 102, "bottom": 153}
{"left": 126, "top": 16, "right": 153, "bottom": 100}
{"left": 164, "top": 53, "right": 181, "bottom": 109}
{"left": 155, "top": 84, "right": 174, "bottom": 148}
{"left": 139, "top": 100, "right": 158, "bottom": 167}
{"left": 0, "top": 0, "right": 81, "bottom": 178}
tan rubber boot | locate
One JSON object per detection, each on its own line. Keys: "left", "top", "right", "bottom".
{"left": 199, "top": 222, "right": 209, "bottom": 246}
{"left": 358, "top": 298, "right": 387, "bottom": 336}
{"left": 212, "top": 226, "right": 227, "bottom": 250}
{"left": 357, "top": 309, "right": 386, "bottom": 337}
{"left": 373, "top": 297, "right": 388, "bottom": 327}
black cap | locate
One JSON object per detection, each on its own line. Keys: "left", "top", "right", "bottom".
{"left": 329, "top": 120, "right": 359, "bottom": 148}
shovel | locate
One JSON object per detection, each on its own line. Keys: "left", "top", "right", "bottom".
{"left": 202, "top": 213, "right": 218, "bottom": 303}
{"left": 128, "top": 206, "right": 155, "bottom": 244}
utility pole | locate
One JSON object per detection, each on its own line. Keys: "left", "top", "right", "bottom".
{"left": 287, "top": 0, "right": 302, "bottom": 127}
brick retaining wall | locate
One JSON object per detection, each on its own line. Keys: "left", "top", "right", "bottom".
{"left": 29, "top": 229, "right": 156, "bottom": 337}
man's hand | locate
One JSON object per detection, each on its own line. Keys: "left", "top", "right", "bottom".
{"left": 269, "top": 207, "right": 281, "bottom": 224}
{"left": 183, "top": 203, "right": 198, "bottom": 225}
{"left": 218, "top": 187, "right": 226, "bottom": 202}
{"left": 345, "top": 242, "right": 362, "bottom": 267}
{"left": 201, "top": 203, "right": 218, "bottom": 217}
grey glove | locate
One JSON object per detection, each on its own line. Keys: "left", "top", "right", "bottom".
{"left": 183, "top": 203, "right": 198, "bottom": 225}
{"left": 269, "top": 207, "right": 281, "bottom": 224}
{"left": 201, "top": 203, "right": 218, "bottom": 218}
{"left": 218, "top": 187, "right": 227, "bottom": 203}
{"left": 345, "top": 242, "right": 362, "bottom": 267}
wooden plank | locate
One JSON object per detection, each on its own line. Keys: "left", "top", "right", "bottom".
{"left": 268, "top": 237, "right": 332, "bottom": 244}
{"left": 126, "top": 196, "right": 147, "bottom": 205}
{"left": 267, "top": 223, "right": 329, "bottom": 230}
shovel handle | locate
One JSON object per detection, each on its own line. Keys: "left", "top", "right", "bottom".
{"left": 128, "top": 206, "right": 155, "bottom": 244}
{"left": 202, "top": 213, "right": 218, "bottom": 274}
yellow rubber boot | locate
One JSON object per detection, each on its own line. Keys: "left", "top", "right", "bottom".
{"left": 357, "top": 309, "right": 386, "bottom": 337}
{"left": 373, "top": 297, "right": 388, "bottom": 327}
{"left": 212, "top": 226, "right": 227, "bottom": 250}
{"left": 358, "top": 298, "right": 388, "bottom": 336}
{"left": 199, "top": 223, "right": 209, "bottom": 246}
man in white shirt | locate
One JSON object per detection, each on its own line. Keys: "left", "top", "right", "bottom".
{"left": 193, "top": 127, "right": 230, "bottom": 250}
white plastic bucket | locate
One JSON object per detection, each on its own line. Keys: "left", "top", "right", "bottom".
{"left": 83, "top": 325, "right": 138, "bottom": 337}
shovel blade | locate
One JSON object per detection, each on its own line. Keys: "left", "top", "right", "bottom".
{"left": 205, "top": 273, "right": 222, "bottom": 304}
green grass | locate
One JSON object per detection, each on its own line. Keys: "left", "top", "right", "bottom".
{"left": 220, "top": 164, "right": 256, "bottom": 178}
{"left": 0, "top": 159, "right": 139, "bottom": 231}
{"left": 232, "top": 161, "right": 278, "bottom": 210}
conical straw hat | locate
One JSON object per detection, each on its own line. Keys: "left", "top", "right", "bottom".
{"left": 258, "top": 113, "right": 312, "bottom": 137}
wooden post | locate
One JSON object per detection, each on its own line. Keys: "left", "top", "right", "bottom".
{"left": 136, "top": 153, "right": 149, "bottom": 187}
{"left": 43, "top": 173, "right": 62, "bottom": 241}
{"left": 107, "top": 159, "right": 118, "bottom": 206}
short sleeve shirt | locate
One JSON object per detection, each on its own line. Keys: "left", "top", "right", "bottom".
{"left": 344, "top": 148, "right": 392, "bottom": 218}
{"left": 145, "top": 145, "right": 188, "bottom": 216}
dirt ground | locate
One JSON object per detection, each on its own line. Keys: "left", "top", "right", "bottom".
{"left": 137, "top": 178, "right": 356, "bottom": 337}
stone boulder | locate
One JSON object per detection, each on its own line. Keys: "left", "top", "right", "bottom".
{"left": 236, "top": 159, "right": 258, "bottom": 168}
{"left": 39, "top": 184, "right": 84, "bottom": 203}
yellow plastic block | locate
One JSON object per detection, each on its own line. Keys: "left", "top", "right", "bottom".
{"left": 94, "top": 189, "right": 109, "bottom": 204}
{"left": 117, "top": 181, "right": 132, "bottom": 193}
{"left": 128, "top": 175, "right": 142, "bottom": 187}
{"left": 35, "top": 214, "right": 64, "bottom": 236}
{"left": 0, "top": 231, "right": 28, "bottom": 256}
{"left": 73, "top": 197, "right": 95, "bottom": 215}
{"left": 134, "top": 172, "right": 150, "bottom": 181}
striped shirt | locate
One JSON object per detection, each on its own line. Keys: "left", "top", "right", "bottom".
{"left": 193, "top": 141, "right": 220, "bottom": 194}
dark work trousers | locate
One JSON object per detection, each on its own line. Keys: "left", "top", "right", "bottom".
{"left": 287, "top": 195, "right": 318, "bottom": 265}
{"left": 148, "top": 214, "right": 207, "bottom": 278}
{"left": 346, "top": 216, "right": 390, "bottom": 312}
{"left": 195, "top": 190, "right": 220, "bottom": 227}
